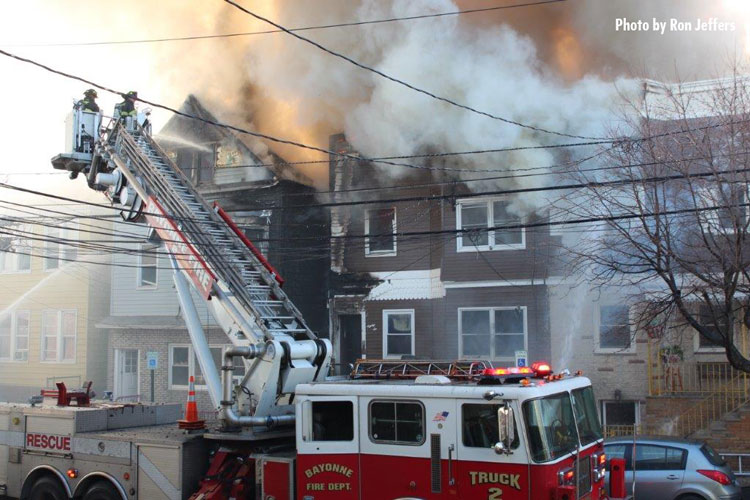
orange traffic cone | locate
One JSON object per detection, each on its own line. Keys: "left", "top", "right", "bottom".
{"left": 178, "top": 375, "right": 205, "bottom": 430}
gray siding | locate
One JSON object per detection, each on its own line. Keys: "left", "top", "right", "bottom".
{"left": 109, "top": 225, "right": 213, "bottom": 320}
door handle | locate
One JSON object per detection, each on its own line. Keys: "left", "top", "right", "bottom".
{"left": 666, "top": 474, "right": 680, "bottom": 480}
{"left": 448, "top": 444, "right": 455, "bottom": 486}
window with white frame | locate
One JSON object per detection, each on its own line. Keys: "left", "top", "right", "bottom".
{"left": 169, "top": 345, "right": 247, "bottom": 389}
{"left": 137, "top": 244, "right": 158, "bottom": 288}
{"left": 695, "top": 182, "right": 749, "bottom": 234}
{"left": 456, "top": 198, "right": 524, "bottom": 251}
{"left": 383, "top": 310, "right": 414, "bottom": 358}
{"left": 41, "top": 310, "right": 76, "bottom": 363}
{"left": 0, "top": 225, "right": 31, "bottom": 273}
{"left": 365, "top": 207, "right": 396, "bottom": 256}
{"left": 0, "top": 311, "right": 29, "bottom": 362}
{"left": 598, "top": 305, "right": 633, "bottom": 352}
{"left": 601, "top": 400, "right": 640, "bottom": 432}
{"left": 459, "top": 307, "right": 527, "bottom": 361}
{"left": 696, "top": 304, "right": 725, "bottom": 351}
{"left": 44, "top": 223, "right": 78, "bottom": 271}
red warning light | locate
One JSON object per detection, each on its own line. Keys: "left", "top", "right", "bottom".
{"left": 531, "top": 361, "right": 552, "bottom": 377}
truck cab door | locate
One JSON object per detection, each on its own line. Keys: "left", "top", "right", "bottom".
{"left": 296, "top": 395, "right": 359, "bottom": 499}
{"left": 455, "top": 400, "right": 529, "bottom": 500}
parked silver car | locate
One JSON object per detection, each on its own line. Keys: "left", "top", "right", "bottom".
{"left": 604, "top": 436, "right": 742, "bottom": 500}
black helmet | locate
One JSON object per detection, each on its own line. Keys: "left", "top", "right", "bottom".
{"left": 84, "top": 89, "right": 98, "bottom": 98}
{"left": 126, "top": 91, "right": 138, "bottom": 98}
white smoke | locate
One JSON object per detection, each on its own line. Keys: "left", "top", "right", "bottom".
{"left": 236, "top": 0, "right": 635, "bottom": 210}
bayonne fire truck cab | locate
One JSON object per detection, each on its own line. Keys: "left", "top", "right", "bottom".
{"left": 296, "top": 361, "right": 607, "bottom": 500}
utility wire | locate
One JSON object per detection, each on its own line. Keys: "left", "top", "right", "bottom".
{"left": 221, "top": 0, "right": 597, "bottom": 142}
{"left": 2, "top": 0, "right": 566, "bottom": 48}
{"left": 0, "top": 49, "right": 614, "bottom": 175}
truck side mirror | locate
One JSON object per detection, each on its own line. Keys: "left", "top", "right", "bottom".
{"left": 494, "top": 403, "right": 515, "bottom": 455}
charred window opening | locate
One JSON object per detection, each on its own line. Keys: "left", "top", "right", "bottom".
{"left": 312, "top": 401, "right": 354, "bottom": 441}
{"left": 365, "top": 207, "right": 396, "bottom": 256}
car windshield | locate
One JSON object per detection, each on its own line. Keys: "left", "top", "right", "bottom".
{"left": 572, "top": 386, "right": 603, "bottom": 445}
{"left": 523, "top": 392, "right": 579, "bottom": 462}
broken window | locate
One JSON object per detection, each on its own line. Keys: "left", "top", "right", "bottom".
{"left": 365, "top": 207, "right": 396, "bottom": 255}
{"left": 598, "top": 305, "right": 632, "bottom": 351}
{"left": 457, "top": 198, "right": 524, "bottom": 251}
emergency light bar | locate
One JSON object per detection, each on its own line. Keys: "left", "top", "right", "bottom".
{"left": 480, "top": 361, "right": 554, "bottom": 382}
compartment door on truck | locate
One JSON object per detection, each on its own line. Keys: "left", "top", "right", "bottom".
{"left": 297, "top": 395, "right": 359, "bottom": 499}
{"left": 358, "top": 396, "right": 461, "bottom": 500}
{"left": 455, "top": 399, "right": 529, "bottom": 500}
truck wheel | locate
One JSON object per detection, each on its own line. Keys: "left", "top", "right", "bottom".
{"left": 83, "top": 481, "right": 121, "bottom": 500}
{"left": 29, "top": 476, "right": 67, "bottom": 500}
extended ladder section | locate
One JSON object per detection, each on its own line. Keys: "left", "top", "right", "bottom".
{"left": 101, "top": 123, "right": 314, "bottom": 345}
{"left": 351, "top": 359, "right": 494, "bottom": 380}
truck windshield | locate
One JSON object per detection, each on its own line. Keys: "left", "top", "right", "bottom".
{"left": 523, "top": 392, "right": 579, "bottom": 462}
{"left": 572, "top": 387, "right": 602, "bottom": 445}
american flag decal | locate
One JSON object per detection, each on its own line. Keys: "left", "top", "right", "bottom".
{"left": 433, "top": 411, "right": 449, "bottom": 422}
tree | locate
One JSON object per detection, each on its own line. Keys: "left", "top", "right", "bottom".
{"left": 560, "top": 73, "right": 750, "bottom": 372}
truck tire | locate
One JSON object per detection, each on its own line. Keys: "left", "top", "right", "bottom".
{"left": 28, "top": 476, "right": 67, "bottom": 500}
{"left": 83, "top": 481, "right": 121, "bottom": 500}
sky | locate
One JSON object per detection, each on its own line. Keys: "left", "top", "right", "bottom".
{"left": 2, "top": 0, "right": 750, "bottom": 202}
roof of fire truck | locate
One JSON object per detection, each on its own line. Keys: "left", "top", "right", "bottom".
{"left": 297, "top": 360, "right": 593, "bottom": 401}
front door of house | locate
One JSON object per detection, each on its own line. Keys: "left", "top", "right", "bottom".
{"left": 115, "top": 349, "right": 139, "bottom": 400}
{"left": 339, "top": 314, "right": 362, "bottom": 375}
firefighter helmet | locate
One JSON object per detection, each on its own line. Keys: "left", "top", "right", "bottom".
{"left": 84, "top": 89, "right": 98, "bottom": 98}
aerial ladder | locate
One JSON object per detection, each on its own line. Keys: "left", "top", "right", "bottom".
{"left": 52, "top": 104, "right": 331, "bottom": 434}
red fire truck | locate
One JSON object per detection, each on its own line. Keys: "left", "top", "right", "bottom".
{"left": 21, "top": 102, "right": 614, "bottom": 499}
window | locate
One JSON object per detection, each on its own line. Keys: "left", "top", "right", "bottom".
{"left": 41, "top": 310, "right": 76, "bottom": 363}
{"left": 459, "top": 307, "right": 527, "bottom": 361}
{"left": 462, "top": 403, "right": 519, "bottom": 449}
{"left": 523, "top": 392, "right": 578, "bottom": 463}
{"left": 369, "top": 400, "right": 424, "bottom": 445}
{"left": 0, "top": 311, "right": 30, "bottom": 361}
{"left": 382, "top": 310, "right": 414, "bottom": 358}
{"left": 312, "top": 401, "right": 354, "bottom": 441}
{"left": 0, "top": 227, "right": 31, "bottom": 273}
{"left": 169, "top": 345, "right": 242, "bottom": 389}
{"left": 240, "top": 225, "right": 269, "bottom": 257}
{"left": 696, "top": 182, "right": 748, "bottom": 233}
{"left": 44, "top": 223, "right": 78, "bottom": 271}
{"left": 137, "top": 244, "right": 158, "bottom": 288}
{"left": 598, "top": 305, "right": 633, "bottom": 352}
{"left": 456, "top": 198, "right": 524, "bottom": 251}
{"left": 602, "top": 401, "right": 639, "bottom": 435}
{"left": 604, "top": 444, "right": 629, "bottom": 470}
{"left": 365, "top": 207, "right": 396, "bottom": 256}
{"left": 696, "top": 304, "right": 725, "bottom": 351}
{"left": 572, "top": 387, "right": 602, "bottom": 445}
{"left": 634, "top": 445, "right": 687, "bottom": 471}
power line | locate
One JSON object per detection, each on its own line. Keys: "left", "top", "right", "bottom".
{"left": 221, "top": 0, "right": 597, "bottom": 142}
{"left": 0, "top": 49, "right": 614, "bottom": 176}
{"left": 3, "top": 0, "right": 566, "bottom": 48}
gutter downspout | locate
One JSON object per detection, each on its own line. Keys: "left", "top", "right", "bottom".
{"left": 220, "top": 345, "right": 295, "bottom": 427}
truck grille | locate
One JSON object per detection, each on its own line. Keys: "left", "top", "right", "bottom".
{"left": 577, "top": 455, "right": 592, "bottom": 496}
